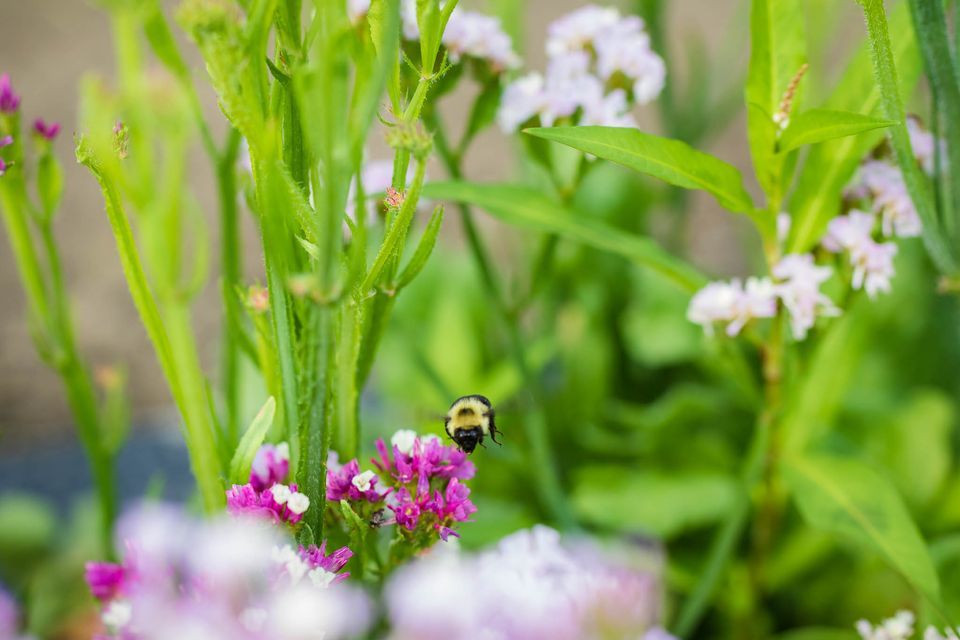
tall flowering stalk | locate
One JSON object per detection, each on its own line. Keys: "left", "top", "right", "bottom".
{"left": 0, "top": 74, "right": 127, "bottom": 557}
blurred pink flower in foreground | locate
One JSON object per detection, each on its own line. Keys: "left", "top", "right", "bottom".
{"left": 385, "top": 525, "right": 675, "bottom": 640}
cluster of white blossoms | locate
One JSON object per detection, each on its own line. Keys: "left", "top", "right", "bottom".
{"left": 687, "top": 254, "right": 838, "bottom": 340}
{"left": 348, "top": 0, "right": 520, "bottom": 71}
{"left": 856, "top": 610, "right": 960, "bottom": 640}
{"left": 688, "top": 119, "right": 941, "bottom": 342}
{"left": 497, "top": 4, "right": 666, "bottom": 133}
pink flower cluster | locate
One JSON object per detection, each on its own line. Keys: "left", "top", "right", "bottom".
{"left": 226, "top": 442, "right": 310, "bottom": 526}
{"left": 84, "top": 505, "right": 364, "bottom": 640}
{"left": 329, "top": 430, "right": 477, "bottom": 540}
{"left": 0, "top": 74, "right": 60, "bottom": 179}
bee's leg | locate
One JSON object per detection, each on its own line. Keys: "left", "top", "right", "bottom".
{"left": 490, "top": 425, "right": 502, "bottom": 446}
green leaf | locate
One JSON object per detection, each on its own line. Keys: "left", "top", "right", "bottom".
{"left": 396, "top": 204, "right": 444, "bottom": 289}
{"left": 787, "top": 2, "right": 920, "bottom": 253}
{"left": 857, "top": 0, "right": 957, "bottom": 274}
{"left": 525, "top": 126, "right": 755, "bottom": 215}
{"left": 423, "top": 181, "right": 709, "bottom": 292}
{"left": 778, "top": 108, "right": 896, "bottom": 153}
{"left": 784, "top": 452, "right": 942, "bottom": 606}
{"left": 228, "top": 396, "right": 277, "bottom": 485}
{"left": 36, "top": 152, "right": 64, "bottom": 220}
{"left": 744, "top": 0, "right": 806, "bottom": 195}
{"left": 572, "top": 467, "right": 739, "bottom": 538}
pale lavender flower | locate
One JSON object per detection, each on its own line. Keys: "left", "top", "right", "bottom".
{"left": 88, "top": 506, "right": 365, "bottom": 640}
{"left": 853, "top": 160, "right": 922, "bottom": 238}
{"left": 773, "top": 254, "right": 839, "bottom": 340}
{"left": 823, "top": 210, "right": 876, "bottom": 253}
{"left": 850, "top": 239, "right": 898, "bottom": 298}
{"left": 925, "top": 627, "right": 960, "bottom": 640}
{"left": 0, "top": 588, "right": 19, "bottom": 638}
{"left": 540, "top": 51, "right": 603, "bottom": 126}
{"left": 777, "top": 212, "right": 792, "bottom": 246}
{"left": 250, "top": 442, "right": 290, "bottom": 492}
{"left": 385, "top": 526, "right": 666, "bottom": 640}
{"left": 907, "top": 117, "right": 944, "bottom": 175}
{"left": 0, "top": 74, "right": 20, "bottom": 113}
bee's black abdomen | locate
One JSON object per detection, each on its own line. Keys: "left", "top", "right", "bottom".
{"left": 452, "top": 426, "right": 483, "bottom": 454}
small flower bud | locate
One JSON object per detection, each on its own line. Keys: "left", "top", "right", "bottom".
{"left": 33, "top": 119, "right": 60, "bottom": 141}
{"left": 113, "top": 120, "right": 129, "bottom": 159}
{"left": 384, "top": 186, "right": 405, "bottom": 209}
{"left": 0, "top": 74, "right": 20, "bottom": 114}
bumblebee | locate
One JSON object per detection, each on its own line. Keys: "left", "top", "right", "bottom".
{"left": 444, "top": 395, "right": 500, "bottom": 454}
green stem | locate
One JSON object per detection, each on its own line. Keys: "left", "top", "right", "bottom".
{"left": 40, "top": 222, "right": 118, "bottom": 556}
{"left": 425, "top": 109, "right": 572, "bottom": 527}
{"left": 79, "top": 148, "right": 224, "bottom": 512}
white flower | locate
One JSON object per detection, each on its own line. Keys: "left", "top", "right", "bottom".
{"left": 271, "top": 484, "right": 292, "bottom": 505}
{"left": 399, "top": 0, "right": 519, "bottom": 70}
{"left": 273, "top": 544, "right": 309, "bottom": 584}
{"left": 856, "top": 610, "right": 915, "bottom": 640}
{"left": 854, "top": 160, "right": 922, "bottom": 238}
{"left": 443, "top": 10, "right": 520, "bottom": 70}
{"left": 851, "top": 240, "right": 898, "bottom": 298}
{"left": 777, "top": 212, "right": 792, "bottom": 245}
{"left": 541, "top": 52, "right": 602, "bottom": 126}
{"left": 286, "top": 492, "right": 310, "bottom": 515}
{"left": 351, "top": 470, "right": 376, "bottom": 492}
{"left": 907, "top": 117, "right": 944, "bottom": 175}
{"left": 823, "top": 210, "right": 876, "bottom": 253}
{"left": 686, "top": 278, "right": 777, "bottom": 337}
{"left": 593, "top": 18, "right": 665, "bottom": 104}
{"left": 925, "top": 627, "right": 960, "bottom": 640}
{"left": 773, "top": 254, "right": 839, "bottom": 340}
{"left": 580, "top": 88, "right": 637, "bottom": 128}
{"left": 347, "top": 0, "right": 370, "bottom": 24}
{"left": 102, "top": 599, "right": 132, "bottom": 630}
{"left": 391, "top": 429, "right": 419, "bottom": 455}
{"left": 240, "top": 607, "right": 268, "bottom": 632}
{"left": 308, "top": 567, "right": 338, "bottom": 589}
{"left": 546, "top": 5, "right": 621, "bottom": 57}
{"left": 497, "top": 73, "right": 547, "bottom": 133}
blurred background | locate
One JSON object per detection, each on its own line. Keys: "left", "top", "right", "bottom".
{"left": 0, "top": 0, "right": 864, "bottom": 450}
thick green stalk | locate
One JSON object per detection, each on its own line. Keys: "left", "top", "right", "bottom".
{"left": 858, "top": 0, "right": 958, "bottom": 274}
{"left": 79, "top": 150, "right": 224, "bottom": 512}
{"left": 906, "top": 0, "right": 960, "bottom": 241}
{"left": 217, "top": 129, "right": 243, "bottom": 447}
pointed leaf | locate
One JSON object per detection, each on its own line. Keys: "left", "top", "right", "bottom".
{"left": 423, "top": 180, "right": 708, "bottom": 292}
{"left": 778, "top": 108, "right": 896, "bottom": 153}
{"left": 784, "top": 452, "right": 942, "bottom": 606}
{"left": 396, "top": 204, "right": 444, "bottom": 289}
{"left": 229, "top": 396, "right": 277, "bottom": 485}
{"left": 525, "top": 126, "right": 755, "bottom": 215}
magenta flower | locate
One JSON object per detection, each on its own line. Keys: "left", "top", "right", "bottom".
{"left": 226, "top": 482, "right": 309, "bottom": 525}
{"left": 430, "top": 477, "right": 477, "bottom": 526}
{"left": 0, "top": 75, "right": 20, "bottom": 113}
{"left": 300, "top": 540, "right": 354, "bottom": 582}
{"left": 85, "top": 561, "right": 128, "bottom": 601}
{"left": 326, "top": 458, "right": 388, "bottom": 502}
{"left": 250, "top": 442, "right": 290, "bottom": 491}
{"left": 390, "top": 486, "right": 425, "bottom": 531}
{"left": 33, "top": 118, "right": 60, "bottom": 141}
{"left": 372, "top": 433, "right": 474, "bottom": 487}
{"left": 0, "top": 135, "right": 12, "bottom": 177}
